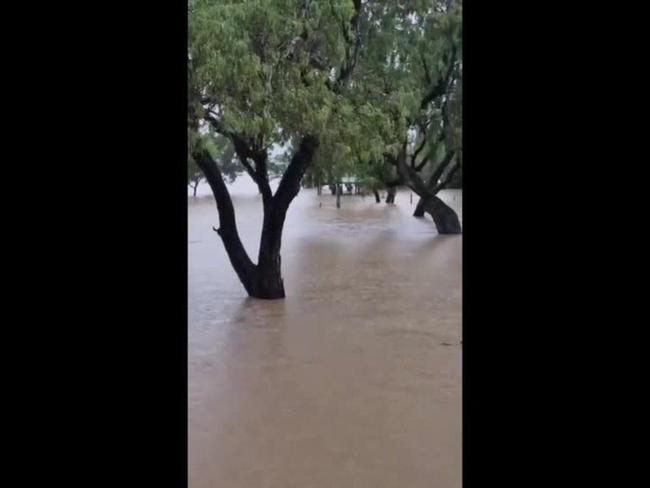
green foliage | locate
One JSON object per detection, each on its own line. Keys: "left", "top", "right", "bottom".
{"left": 346, "top": 0, "right": 462, "bottom": 180}
{"left": 189, "top": 0, "right": 355, "bottom": 146}
{"left": 188, "top": 132, "right": 240, "bottom": 184}
{"left": 189, "top": 0, "right": 462, "bottom": 189}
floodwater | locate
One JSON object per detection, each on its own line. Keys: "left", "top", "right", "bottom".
{"left": 188, "top": 179, "right": 462, "bottom": 488}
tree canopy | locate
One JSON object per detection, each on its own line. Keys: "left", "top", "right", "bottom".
{"left": 187, "top": 0, "right": 463, "bottom": 297}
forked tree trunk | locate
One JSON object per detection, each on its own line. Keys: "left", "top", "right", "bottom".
{"left": 394, "top": 142, "right": 462, "bottom": 234}
{"left": 195, "top": 135, "right": 319, "bottom": 299}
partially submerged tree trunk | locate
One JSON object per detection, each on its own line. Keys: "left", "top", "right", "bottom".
{"left": 385, "top": 186, "right": 396, "bottom": 204}
{"left": 195, "top": 135, "right": 319, "bottom": 299}
{"left": 336, "top": 183, "right": 341, "bottom": 208}
{"left": 393, "top": 143, "right": 461, "bottom": 235}
{"left": 253, "top": 201, "right": 287, "bottom": 299}
{"left": 373, "top": 189, "right": 381, "bottom": 203}
{"left": 416, "top": 195, "right": 461, "bottom": 234}
{"left": 192, "top": 181, "right": 198, "bottom": 197}
{"left": 413, "top": 197, "right": 425, "bottom": 217}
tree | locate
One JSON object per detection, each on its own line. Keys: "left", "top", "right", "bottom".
{"left": 189, "top": 0, "right": 364, "bottom": 298}
{"left": 347, "top": 0, "right": 463, "bottom": 233}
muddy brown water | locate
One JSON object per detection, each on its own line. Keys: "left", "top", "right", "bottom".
{"left": 189, "top": 182, "right": 462, "bottom": 488}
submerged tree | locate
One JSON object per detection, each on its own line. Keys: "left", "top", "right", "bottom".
{"left": 348, "top": 0, "right": 463, "bottom": 233}
{"left": 189, "top": 0, "right": 364, "bottom": 298}
{"left": 394, "top": 1, "right": 462, "bottom": 233}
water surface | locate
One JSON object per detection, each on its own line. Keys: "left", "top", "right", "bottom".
{"left": 189, "top": 181, "right": 462, "bottom": 488}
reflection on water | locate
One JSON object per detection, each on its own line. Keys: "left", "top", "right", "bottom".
{"left": 189, "top": 181, "right": 462, "bottom": 488}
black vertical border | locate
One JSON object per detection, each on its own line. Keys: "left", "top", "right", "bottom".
{"left": 85, "top": 1, "right": 189, "bottom": 485}
{"left": 29, "top": 0, "right": 190, "bottom": 483}
{"left": 462, "top": 1, "right": 585, "bottom": 485}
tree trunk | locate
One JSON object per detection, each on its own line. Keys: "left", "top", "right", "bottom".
{"left": 316, "top": 176, "right": 322, "bottom": 195}
{"left": 329, "top": 184, "right": 336, "bottom": 195}
{"left": 252, "top": 134, "right": 319, "bottom": 298}
{"left": 194, "top": 151, "right": 257, "bottom": 293}
{"left": 192, "top": 182, "right": 198, "bottom": 197}
{"left": 252, "top": 203, "right": 287, "bottom": 298}
{"left": 393, "top": 139, "right": 462, "bottom": 234}
{"left": 336, "top": 184, "right": 341, "bottom": 208}
{"left": 419, "top": 195, "right": 461, "bottom": 234}
{"left": 413, "top": 197, "right": 425, "bottom": 217}
{"left": 385, "top": 186, "right": 396, "bottom": 204}
{"left": 373, "top": 189, "right": 381, "bottom": 203}
{"left": 195, "top": 135, "right": 319, "bottom": 299}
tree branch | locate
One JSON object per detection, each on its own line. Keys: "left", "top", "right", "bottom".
{"left": 432, "top": 160, "right": 460, "bottom": 194}
{"left": 421, "top": 51, "right": 432, "bottom": 86}
{"left": 205, "top": 111, "right": 273, "bottom": 199}
{"left": 274, "top": 135, "right": 319, "bottom": 212}
{"left": 192, "top": 149, "right": 255, "bottom": 276}
{"left": 411, "top": 137, "right": 427, "bottom": 168}
{"left": 426, "top": 150, "right": 456, "bottom": 189}
{"left": 330, "top": 0, "right": 363, "bottom": 92}
{"left": 419, "top": 45, "right": 458, "bottom": 110}
{"left": 414, "top": 155, "right": 431, "bottom": 172}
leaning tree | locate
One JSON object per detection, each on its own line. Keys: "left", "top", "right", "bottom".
{"left": 188, "top": 0, "right": 366, "bottom": 298}
{"left": 347, "top": 0, "right": 463, "bottom": 233}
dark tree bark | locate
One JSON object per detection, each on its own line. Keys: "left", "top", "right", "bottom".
{"left": 413, "top": 197, "right": 426, "bottom": 217}
{"left": 393, "top": 143, "right": 461, "bottom": 234}
{"left": 373, "top": 189, "right": 381, "bottom": 203}
{"left": 194, "top": 135, "right": 319, "bottom": 299}
{"left": 254, "top": 202, "right": 287, "bottom": 298}
{"left": 414, "top": 153, "right": 459, "bottom": 217}
{"left": 417, "top": 195, "right": 461, "bottom": 234}
{"left": 411, "top": 181, "right": 461, "bottom": 233}
{"left": 193, "top": 150, "right": 257, "bottom": 293}
{"left": 251, "top": 134, "right": 319, "bottom": 298}
{"left": 192, "top": 181, "right": 198, "bottom": 197}
{"left": 329, "top": 184, "right": 336, "bottom": 195}
{"left": 336, "top": 183, "right": 341, "bottom": 208}
{"left": 385, "top": 186, "right": 396, "bottom": 204}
